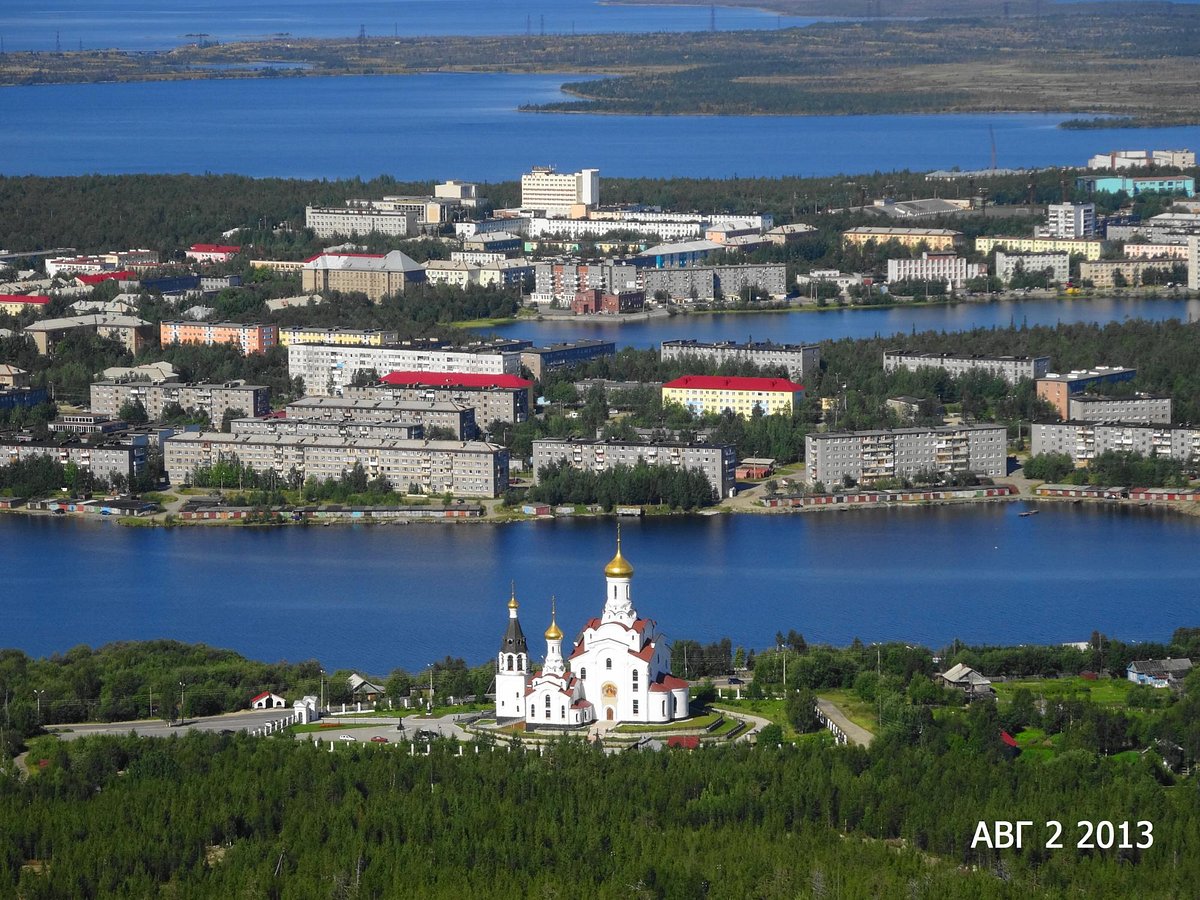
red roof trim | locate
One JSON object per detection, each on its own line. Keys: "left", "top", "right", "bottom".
{"left": 77, "top": 271, "right": 134, "bottom": 285}
{"left": 662, "top": 375, "right": 805, "bottom": 392}
{"left": 0, "top": 294, "right": 50, "bottom": 304}
{"left": 250, "top": 691, "right": 272, "bottom": 702}
{"left": 380, "top": 370, "right": 532, "bottom": 389}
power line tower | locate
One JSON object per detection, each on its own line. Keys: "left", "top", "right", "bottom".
{"left": 358, "top": 24, "right": 366, "bottom": 52}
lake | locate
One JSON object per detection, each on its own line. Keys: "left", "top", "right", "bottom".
{"left": 3, "top": 74, "right": 1200, "bottom": 179}
{"left": 0, "top": 0, "right": 817, "bottom": 51}
{"left": 481, "top": 296, "right": 1200, "bottom": 348}
{"left": 2, "top": 505, "right": 1197, "bottom": 673}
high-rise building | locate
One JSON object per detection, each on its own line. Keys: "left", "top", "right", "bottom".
{"left": 520, "top": 166, "right": 600, "bottom": 214}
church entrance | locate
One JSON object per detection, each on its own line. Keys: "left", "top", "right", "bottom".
{"left": 606, "top": 708, "right": 614, "bottom": 721}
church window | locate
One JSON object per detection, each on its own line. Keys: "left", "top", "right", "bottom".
{"left": 606, "top": 658, "right": 612, "bottom": 670}
{"left": 632, "top": 699, "right": 639, "bottom": 715}
{"left": 632, "top": 670, "right": 639, "bottom": 692}
{"left": 561, "top": 706, "right": 566, "bottom": 719}
{"left": 506, "top": 654, "right": 514, "bottom": 671}
{"left": 544, "top": 695, "right": 551, "bottom": 713}
{"left": 662, "top": 701, "right": 666, "bottom": 716}
{"left": 580, "top": 668, "right": 587, "bottom": 680}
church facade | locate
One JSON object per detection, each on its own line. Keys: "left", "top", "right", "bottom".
{"left": 495, "top": 536, "right": 691, "bottom": 729}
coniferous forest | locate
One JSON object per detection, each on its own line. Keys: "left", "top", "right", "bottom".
{"left": 2, "top": 723, "right": 1197, "bottom": 898}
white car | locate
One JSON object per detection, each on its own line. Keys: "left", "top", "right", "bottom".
{"left": 338, "top": 734, "right": 357, "bottom": 742}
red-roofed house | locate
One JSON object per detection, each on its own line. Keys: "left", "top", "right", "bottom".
{"left": 662, "top": 375, "right": 805, "bottom": 417}
{"left": 0, "top": 294, "right": 50, "bottom": 312}
{"left": 250, "top": 691, "right": 287, "bottom": 709}
{"left": 186, "top": 244, "right": 242, "bottom": 264}
{"left": 76, "top": 271, "right": 135, "bottom": 286}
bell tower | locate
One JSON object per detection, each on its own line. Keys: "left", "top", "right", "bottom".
{"left": 495, "top": 584, "right": 529, "bottom": 721}
{"left": 601, "top": 526, "right": 636, "bottom": 626}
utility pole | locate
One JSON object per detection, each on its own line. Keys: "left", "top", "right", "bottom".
{"left": 178, "top": 681, "right": 186, "bottom": 725}
{"left": 34, "top": 689, "right": 45, "bottom": 723}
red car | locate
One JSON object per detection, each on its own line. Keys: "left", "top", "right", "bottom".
{"left": 370, "top": 736, "right": 389, "bottom": 743}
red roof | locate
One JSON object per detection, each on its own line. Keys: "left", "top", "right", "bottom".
{"left": 667, "top": 735, "right": 700, "bottom": 750}
{"left": 190, "top": 244, "right": 241, "bottom": 254}
{"left": 0, "top": 294, "right": 49, "bottom": 305}
{"left": 631, "top": 644, "right": 656, "bottom": 662}
{"left": 380, "top": 371, "right": 532, "bottom": 390}
{"left": 250, "top": 691, "right": 272, "bottom": 703}
{"left": 1000, "top": 730, "right": 1019, "bottom": 748}
{"left": 77, "top": 271, "right": 134, "bottom": 285}
{"left": 662, "top": 375, "right": 805, "bottom": 392}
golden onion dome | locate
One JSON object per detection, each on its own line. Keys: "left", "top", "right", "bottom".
{"left": 604, "top": 530, "right": 634, "bottom": 578}
{"left": 508, "top": 583, "right": 519, "bottom": 610}
{"left": 545, "top": 598, "right": 563, "bottom": 640}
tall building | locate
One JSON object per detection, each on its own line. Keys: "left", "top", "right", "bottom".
{"left": 1044, "top": 203, "right": 1096, "bottom": 239}
{"left": 805, "top": 425, "right": 1007, "bottom": 486}
{"left": 520, "top": 166, "right": 600, "bottom": 214}
{"left": 496, "top": 537, "right": 690, "bottom": 728}
{"left": 662, "top": 375, "right": 805, "bottom": 417}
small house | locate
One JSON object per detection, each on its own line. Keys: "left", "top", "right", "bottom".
{"left": 348, "top": 673, "right": 387, "bottom": 702}
{"left": 938, "top": 663, "right": 994, "bottom": 698}
{"left": 1127, "top": 658, "right": 1192, "bottom": 689}
{"left": 250, "top": 691, "right": 287, "bottom": 710}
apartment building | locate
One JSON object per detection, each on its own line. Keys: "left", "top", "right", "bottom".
{"left": 1075, "top": 174, "right": 1195, "bottom": 197}
{"left": 642, "top": 264, "right": 788, "bottom": 302}
{"left": 305, "top": 205, "right": 418, "bottom": 238}
{"left": 1087, "top": 149, "right": 1196, "bottom": 170}
{"left": 285, "top": 396, "right": 477, "bottom": 439}
{"left": 661, "top": 339, "right": 820, "bottom": 380}
{"left": 1043, "top": 203, "right": 1097, "bottom": 239}
{"left": 1078, "top": 258, "right": 1178, "bottom": 289}
{"left": 0, "top": 434, "right": 148, "bottom": 483}
{"left": 974, "top": 236, "right": 1104, "bottom": 260}
{"left": 1191, "top": 235, "right": 1200, "bottom": 292}
{"left": 520, "top": 341, "right": 616, "bottom": 381}
{"left": 843, "top": 227, "right": 963, "bottom": 251}
{"left": 1036, "top": 367, "right": 1137, "bottom": 419}
{"left": 287, "top": 341, "right": 523, "bottom": 396}
{"left": 300, "top": 250, "right": 425, "bottom": 302}
{"left": 520, "top": 166, "right": 600, "bottom": 213}
{"left": 230, "top": 416, "right": 424, "bottom": 441}
{"left": 0, "top": 294, "right": 50, "bottom": 313}
{"left": 1067, "top": 394, "right": 1171, "bottom": 424}
{"left": 531, "top": 438, "right": 736, "bottom": 499}
{"left": 993, "top": 251, "right": 1070, "bottom": 285}
{"left": 886, "top": 253, "right": 987, "bottom": 289}
{"left": 883, "top": 351, "right": 1050, "bottom": 384}
{"left": 185, "top": 244, "right": 241, "bottom": 264}
{"left": 662, "top": 375, "right": 805, "bottom": 417}
{"left": 160, "top": 321, "right": 278, "bottom": 354}
{"left": 279, "top": 327, "right": 399, "bottom": 347}
{"left": 90, "top": 380, "right": 271, "bottom": 424}
{"left": 163, "top": 432, "right": 509, "bottom": 497}
{"left": 26, "top": 315, "right": 155, "bottom": 355}
{"left": 571, "top": 289, "right": 646, "bottom": 315}
{"left": 805, "top": 425, "right": 1007, "bottom": 486}
{"left": 1032, "top": 421, "right": 1200, "bottom": 464}
{"left": 532, "top": 260, "right": 640, "bottom": 306}
{"left": 356, "top": 371, "right": 533, "bottom": 426}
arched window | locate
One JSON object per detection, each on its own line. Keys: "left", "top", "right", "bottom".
{"left": 632, "top": 670, "right": 639, "bottom": 693}
{"left": 632, "top": 699, "right": 639, "bottom": 715}
{"left": 605, "top": 658, "right": 612, "bottom": 670}
{"left": 506, "top": 654, "right": 514, "bottom": 671}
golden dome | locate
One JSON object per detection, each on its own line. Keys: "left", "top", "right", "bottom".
{"left": 604, "top": 529, "right": 634, "bottom": 578}
{"left": 544, "top": 598, "right": 563, "bottom": 641}
{"left": 508, "top": 583, "right": 519, "bottom": 610}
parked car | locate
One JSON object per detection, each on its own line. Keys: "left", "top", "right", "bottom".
{"left": 339, "top": 734, "right": 357, "bottom": 742}
{"left": 370, "top": 736, "right": 389, "bottom": 743}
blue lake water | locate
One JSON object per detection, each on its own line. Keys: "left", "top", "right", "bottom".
{"left": 1, "top": 505, "right": 1197, "bottom": 672}
{"left": 482, "top": 297, "right": 1200, "bottom": 348}
{"left": 0, "top": 0, "right": 817, "bottom": 51}
{"left": 2, "top": 74, "right": 1200, "bottom": 179}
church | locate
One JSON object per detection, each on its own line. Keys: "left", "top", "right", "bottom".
{"left": 495, "top": 534, "right": 691, "bottom": 729}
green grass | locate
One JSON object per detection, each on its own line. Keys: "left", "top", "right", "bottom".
{"left": 612, "top": 712, "right": 722, "bottom": 733}
{"left": 289, "top": 722, "right": 378, "bottom": 734}
{"left": 819, "top": 689, "right": 880, "bottom": 733}
{"left": 993, "top": 677, "right": 1134, "bottom": 707}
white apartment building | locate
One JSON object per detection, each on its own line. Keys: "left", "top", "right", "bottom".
{"left": 883, "top": 350, "right": 1050, "bottom": 384}
{"left": 1087, "top": 149, "right": 1196, "bottom": 170}
{"left": 1067, "top": 394, "right": 1171, "bottom": 425}
{"left": 805, "top": 425, "right": 1007, "bottom": 486}
{"left": 886, "top": 253, "right": 986, "bottom": 289}
{"left": 1032, "top": 421, "right": 1200, "bottom": 464}
{"left": 1189, "top": 235, "right": 1200, "bottom": 291}
{"left": 993, "top": 251, "right": 1070, "bottom": 285}
{"left": 305, "top": 205, "right": 418, "bottom": 238}
{"left": 1042, "top": 203, "right": 1096, "bottom": 239}
{"left": 520, "top": 166, "right": 600, "bottom": 213}
{"left": 288, "top": 342, "right": 522, "bottom": 396}
{"left": 661, "top": 339, "right": 821, "bottom": 380}
{"left": 163, "top": 432, "right": 509, "bottom": 497}
{"left": 527, "top": 216, "right": 700, "bottom": 242}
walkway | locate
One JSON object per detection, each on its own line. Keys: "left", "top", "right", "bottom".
{"left": 815, "top": 698, "right": 874, "bottom": 747}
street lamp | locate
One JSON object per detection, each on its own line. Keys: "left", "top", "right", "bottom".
{"left": 777, "top": 644, "right": 787, "bottom": 692}
{"left": 320, "top": 668, "right": 326, "bottom": 713}
{"left": 428, "top": 663, "right": 435, "bottom": 711}
{"left": 33, "top": 689, "right": 45, "bottom": 723}
{"left": 178, "top": 681, "right": 187, "bottom": 725}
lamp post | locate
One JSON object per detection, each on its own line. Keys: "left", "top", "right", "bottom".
{"left": 778, "top": 644, "right": 787, "bottom": 692}
{"left": 428, "top": 664, "right": 435, "bottom": 711}
{"left": 178, "top": 681, "right": 186, "bottom": 725}
{"left": 320, "top": 669, "right": 326, "bottom": 714}
{"left": 33, "top": 689, "right": 45, "bottom": 723}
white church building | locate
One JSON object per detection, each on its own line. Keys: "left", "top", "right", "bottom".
{"left": 495, "top": 534, "right": 691, "bottom": 729}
